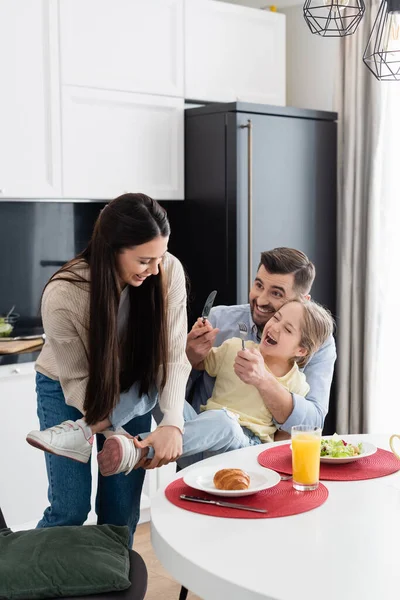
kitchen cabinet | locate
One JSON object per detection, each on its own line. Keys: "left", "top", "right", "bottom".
{"left": 62, "top": 88, "right": 184, "bottom": 200}
{"left": 0, "top": 361, "right": 175, "bottom": 530}
{"left": 0, "top": 0, "right": 61, "bottom": 198}
{"left": 0, "top": 362, "right": 51, "bottom": 529}
{"left": 185, "top": 0, "right": 286, "bottom": 105}
{"left": 59, "top": 0, "right": 184, "bottom": 98}
{"left": 58, "top": 0, "right": 185, "bottom": 200}
{"left": 0, "top": 0, "right": 287, "bottom": 202}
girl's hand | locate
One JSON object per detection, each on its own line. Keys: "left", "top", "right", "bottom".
{"left": 133, "top": 426, "right": 183, "bottom": 470}
{"left": 234, "top": 348, "right": 271, "bottom": 389}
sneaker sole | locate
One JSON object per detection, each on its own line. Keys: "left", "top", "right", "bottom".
{"left": 98, "top": 436, "right": 128, "bottom": 476}
{"left": 26, "top": 434, "right": 91, "bottom": 464}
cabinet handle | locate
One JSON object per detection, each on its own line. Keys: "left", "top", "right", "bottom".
{"left": 11, "top": 368, "right": 21, "bottom": 374}
{"left": 240, "top": 119, "right": 253, "bottom": 295}
{"left": 0, "top": 189, "right": 4, "bottom": 195}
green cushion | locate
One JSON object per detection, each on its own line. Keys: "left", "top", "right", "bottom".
{"left": 0, "top": 524, "right": 131, "bottom": 599}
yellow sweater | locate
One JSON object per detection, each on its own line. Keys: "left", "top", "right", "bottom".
{"left": 35, "top": 252, "right": 191, "bottom": 431}
{"left": 202, "top": 338, "right": 310, "bottom": 442}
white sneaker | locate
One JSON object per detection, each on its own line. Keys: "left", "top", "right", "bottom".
{"left": 26, "top": 420, "right": 93, "bottom": 463}
{"left": 98, "top": 435, "right": 141, "bottom": 476}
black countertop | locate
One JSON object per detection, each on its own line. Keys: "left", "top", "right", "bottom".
{"left": 0, "top": 349, "right": 41, "bottom": 367}
{"left": 185, "top": 101, "right": 338, "bottom": 122}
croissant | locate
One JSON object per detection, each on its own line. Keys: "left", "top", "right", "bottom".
{"left": 213, "top": 468, "right": 251, "bottom": 491}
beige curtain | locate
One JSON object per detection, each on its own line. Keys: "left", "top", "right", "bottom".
{"left": 335, "top": 0, "right": 383, "bottom": 433}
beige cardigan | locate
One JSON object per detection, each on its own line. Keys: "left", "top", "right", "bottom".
{"left": 36, "top": 253, "right": 190, "bottom": 431}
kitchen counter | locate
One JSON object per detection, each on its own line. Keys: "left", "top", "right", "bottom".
{"left": 0, "top": 321, "right": 43, "bottom": 367}
{"left": 0, "top": 349, "right": 41, "bottom": 367}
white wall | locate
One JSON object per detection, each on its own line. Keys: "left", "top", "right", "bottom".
{"left": 281, "top": 5, "right": 340, "bottom": 113}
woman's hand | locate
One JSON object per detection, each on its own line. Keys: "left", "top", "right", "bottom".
{"left": 133, "top": 426, "right": 183, "bottom": 470}
{"left": 234, "top": 348, "right": 272, "bottom": 389}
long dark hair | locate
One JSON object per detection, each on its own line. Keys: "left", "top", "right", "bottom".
{"left": 44, "top": 193, "right": 170, "bottom": 425}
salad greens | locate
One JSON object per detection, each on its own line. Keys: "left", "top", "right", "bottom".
{"left": 0, "top": 318, "right": 13, "bottom": 337}
{"left": 320, "top": 434, "right": 363, "bottom": 458}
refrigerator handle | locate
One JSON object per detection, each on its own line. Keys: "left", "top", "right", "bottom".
{"left": 240, "top": 119, "right": 253, "bottom": 295}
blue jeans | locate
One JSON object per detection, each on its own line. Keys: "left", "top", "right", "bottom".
{"left": 146, "top": 401, "right": 263, "bottom": 469}
{"left": 35, "top": 372, "right": 152, "bottom": 545}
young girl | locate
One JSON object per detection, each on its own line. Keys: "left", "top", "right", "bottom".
{"left": 26, "top": 193, "right": 190, "bottom": 542}
{"left": 95, "top": 298, "right": 334, "bottom": 476}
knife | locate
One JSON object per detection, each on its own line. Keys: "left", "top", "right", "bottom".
{"left": 0, "top": 334, "right": 46, "bottom": 342}
{"left": 180, "top": 494, "right": 267, "bottom": 514}
{"left": 201, "top": 290, "right": 217, "bottom": 323}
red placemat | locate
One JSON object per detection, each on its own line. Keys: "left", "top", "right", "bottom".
{"left": 165, "top": 477, "right": 328, "bottom": 519}
{"left": 257, "top": 444, "right": 400, "bottom": 481}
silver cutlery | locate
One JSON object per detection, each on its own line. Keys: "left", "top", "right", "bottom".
{"left": 238, "top": 322, "right": 248, "bottom": 350}
{"left": 5, "top": 305, "right": 15, "bottom": 319}
{"left": 180, "top": 494, "right": 267, "bottom": 514}
{"left": 201, "top": 290, "right": 217, "bottom": 323}
{"left": 0, "top": 334, "right": 46, "bottom": 342}
{"left": 280, "top": 475, "right": 292, "bottom": 481}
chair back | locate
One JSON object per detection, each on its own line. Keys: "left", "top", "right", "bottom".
{"left": 0, "top": 507, "right": 7, "bottom": 530}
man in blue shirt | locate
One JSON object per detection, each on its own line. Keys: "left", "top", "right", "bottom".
{"left": 186, "top": 247, "right": 336, "bottom": 436}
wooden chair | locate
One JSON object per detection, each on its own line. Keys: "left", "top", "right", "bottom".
{"left": 0, "top": 507, "right": 148, "bottom": 600}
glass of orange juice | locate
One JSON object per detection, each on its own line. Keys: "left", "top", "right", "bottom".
{"left": 291, "top": 425, "right": 322, "bottom": 491}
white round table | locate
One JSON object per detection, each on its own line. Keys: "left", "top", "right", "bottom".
{"left": 151, "top": 434, "right": 400, "bottom": 600}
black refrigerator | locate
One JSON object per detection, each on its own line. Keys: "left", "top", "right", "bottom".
{"left": 164, "top": 102, "right": 337, "bottom": 327}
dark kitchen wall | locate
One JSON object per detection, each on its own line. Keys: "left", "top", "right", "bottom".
{"left": 0, "top": 201, "right": 105, "bottom": 329}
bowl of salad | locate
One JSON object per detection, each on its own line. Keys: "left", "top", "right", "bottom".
{"left": 0, "top": 311, "right": 20, "bottom": 337}
{"left": 320, "top": 434, "right": 377, "bottom": 464}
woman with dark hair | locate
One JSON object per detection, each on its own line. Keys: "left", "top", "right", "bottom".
{"left": 26, "top": 193, "right": 190, "bottom": 542}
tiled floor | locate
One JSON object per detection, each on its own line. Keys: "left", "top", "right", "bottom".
{"left": 133, "top": 522, "right": 202, "bottom": 600}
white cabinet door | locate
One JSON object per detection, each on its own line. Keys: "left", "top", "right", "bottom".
{"left": 59, "top": 0, "right": 183, "bottom": 98}
{"left": 0, "top": 0, "right": 61, "bottom": 198}
{"left": 0, "top": 363, "right": 99, "bottom": 530}
{"left": 185, "top": 0, "right": 286, "bottom": 106}
{"left": 0, "top": 363, "right": 49, "bottom": 529}
{"left": 140, "top": 417, "right": 177, "bottom": 524}
{"left": 62, "top": 88, "right": 184, "bottom": 200}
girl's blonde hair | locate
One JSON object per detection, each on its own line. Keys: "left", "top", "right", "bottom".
{"left": 290, "top": 299, "right": 334, "bottom": 368}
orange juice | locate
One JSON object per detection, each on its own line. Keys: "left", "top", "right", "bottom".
{"left": 292, "top": 433, "right": 321, "bottom": 487}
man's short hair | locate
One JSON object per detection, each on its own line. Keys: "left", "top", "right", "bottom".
{"left": 259, "top": 248, "right": 316, "bottom": 295}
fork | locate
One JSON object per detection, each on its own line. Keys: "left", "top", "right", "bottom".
{"left": 238, "top": 322, "right": 248, "bottom": 350}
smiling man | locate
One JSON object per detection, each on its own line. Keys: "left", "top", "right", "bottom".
{"left": 186, "top": 247, "right": 337, "bottom": 435}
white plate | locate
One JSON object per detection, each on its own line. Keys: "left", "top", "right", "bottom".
{"left": 183, "top": 465, "right": 281, "bottom": 497}
{"left": 319, "top": 439, "right": 377, "bottom": 464}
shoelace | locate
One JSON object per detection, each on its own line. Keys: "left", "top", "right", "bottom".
{"left": 51, "top": 421, "right": 80, "bottom": 435}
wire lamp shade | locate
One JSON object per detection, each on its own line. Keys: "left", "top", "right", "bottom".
{"left": 363, "top": 0, "right": 400, "bottom": 80}
{"left": 303, "top": 0, "right": 366, "bottom": 36}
